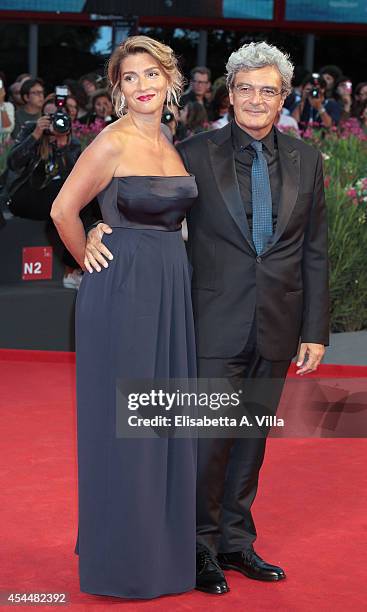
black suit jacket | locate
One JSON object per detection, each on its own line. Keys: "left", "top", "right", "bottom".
{"left": 177, "top": 121, "right": 329, "bottom": 361}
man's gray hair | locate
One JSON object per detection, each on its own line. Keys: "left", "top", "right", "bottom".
{"left": 226, "top": 42, "right": 294, "bottom": 96}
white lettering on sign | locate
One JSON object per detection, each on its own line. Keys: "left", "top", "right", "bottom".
{"left": 22, "top": 246, "right": 53, "bottom": 281}
{"left": 23, "top": 262, "right": 42, "bottom": 275}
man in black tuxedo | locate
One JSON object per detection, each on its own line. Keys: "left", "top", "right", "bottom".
{"left": 174, "top": 41, "right": 329, "bottom": 594}
{"left": 85, "top": 42, "right": 329, "bottom": 595}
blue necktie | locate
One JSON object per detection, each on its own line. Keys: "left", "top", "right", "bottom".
{"left": 250, "top": 140, "right": 273, "bottom": 254}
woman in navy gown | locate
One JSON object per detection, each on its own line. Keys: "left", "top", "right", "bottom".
{"left": 51, "top": 36, "right": 198, "bottom": 599}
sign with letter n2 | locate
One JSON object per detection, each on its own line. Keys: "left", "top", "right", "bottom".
{"left": 22, "top": 247, "right": 53, "bottom": 281}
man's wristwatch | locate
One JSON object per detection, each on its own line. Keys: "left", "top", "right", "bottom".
{"left": 319, "top": 105, "right": 327, "bottom": 115}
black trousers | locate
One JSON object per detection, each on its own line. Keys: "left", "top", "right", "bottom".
{"left": 196, "top": 320, "right": 291, "bottom": 553}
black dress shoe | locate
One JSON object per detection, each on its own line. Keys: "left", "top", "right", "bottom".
{"left": 217, "top": 550, "right": 286, "bottom": 582}
{"left": 196, "top": 544, "right": 230, "bottom": 594}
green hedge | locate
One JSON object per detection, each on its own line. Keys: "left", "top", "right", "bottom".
{"left": 301, "top": 122, "right": 367, "bottom": 331}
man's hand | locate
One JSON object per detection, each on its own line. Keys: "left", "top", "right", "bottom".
{"left": 296, "top": 343, "right": 325, "bottom": 375}
{"left": 85, "top": 223, "right": 113, "bottom": 273}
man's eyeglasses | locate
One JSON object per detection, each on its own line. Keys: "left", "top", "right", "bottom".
{"left": 192, "top": 80, "right": 209, "bottom": 85}
{"left": 29, "top": 90, "right": 45, "bottom": 96}
{"left": 233, "top": 84, "right": 283, "bottom": 100}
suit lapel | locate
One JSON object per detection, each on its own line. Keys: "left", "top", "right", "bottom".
{"left": 208, "top": 123, "right": 255, "bottom": 252}
{"left": 207, "top": 124, "right": 300, "bottom": 255}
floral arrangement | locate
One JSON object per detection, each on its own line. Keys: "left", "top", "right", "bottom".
{"left": 71, "top": 119, "right": 106, "bottom": 148}
{"left": 346, "top": 177, "right": 367, "bottom": 206}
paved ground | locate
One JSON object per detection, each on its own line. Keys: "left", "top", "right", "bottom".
{"left": 323, "top": 330, "right": 367, "bottom": 366}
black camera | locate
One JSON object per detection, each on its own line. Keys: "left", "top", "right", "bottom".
{"left": 45, "top": 86, "right": 71, "bottom": 135}
{"left": 310, "top": 73, "right": 321, "bottom": 99}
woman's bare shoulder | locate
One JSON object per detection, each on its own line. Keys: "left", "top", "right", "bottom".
{"left": 101, "top": 117, "right": 133, "bottom": 137}
{"left": 90, "top": 118, "right": 133, "bottom": 154}
{"left": 91, "top": 126, "right": 121, "bottom": 151}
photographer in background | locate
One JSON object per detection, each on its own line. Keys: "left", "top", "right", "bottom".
{"left": 177, "top": 101, "right": 209, "bottom": 141}
{"left": 0, "top": 76, "right": 15, "bottom": 141}
{"left": 181, "top": 66, "right": 211, "bottom": 110}
{"left": 12, "top": 77, "right": 45, "bottom": 139}
{"left": 63, "top": 79, "right": 88, "bottom": 120}
{"left": 292, "top": 73, "right": 341, "bottom": 130}
{"left": 79, "top": 72, "right": 99, "bottom": 99}
{"left": 319, "top": 64, "right": 343, "bottom": 99}
{"left": 335, "top": 76, "right": 353, "bottom": 122}
{"left": 6, "top": 91, "right": 98, "bottom": 289}
{"left": 352, "top": 81, "right": 367, "bottom": 119}
{"left": 65, "top": 95, "right": 79, "bottom": 124}
{"left": 8, "top": 73, "right": 32, "bottom": 111}
{"left": 208, "top": 84, "right": 231, "bottom": 128}
{"left": 78, "top": 89, "right": 117, "bottom": 128}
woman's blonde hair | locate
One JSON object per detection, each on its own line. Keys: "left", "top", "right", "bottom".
{"left": 107, "top": 35, "right": 184, "bottom": 116}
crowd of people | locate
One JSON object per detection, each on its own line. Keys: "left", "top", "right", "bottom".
{"left": 0, "top": 61, "right": 366, "bottom": 288}
{"left": 0, "top": 71, "right": 118, "bottom": 141}
{"left": 1, "top": 62, "right": 366, "bottom": 144}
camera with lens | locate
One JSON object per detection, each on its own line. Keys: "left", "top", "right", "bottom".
{"left": 45, "top": 86, "right": 71, "bottom": 135}
{"left": 310, "top": 73, "right": 321, "bottom": 99}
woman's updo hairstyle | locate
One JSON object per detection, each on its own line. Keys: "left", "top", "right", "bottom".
{"left": 107, "top": 35, "right": 184, "bottom": 117}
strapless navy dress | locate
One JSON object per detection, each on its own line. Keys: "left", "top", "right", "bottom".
{"left": 74, "top": 175, "right": 198, "bottom": 599}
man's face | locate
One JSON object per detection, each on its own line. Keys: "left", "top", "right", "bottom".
{"left": 26, "top": 84, "right": 45, "bottom": 109}
{"left": 191, "top": 71, "right": 210, "bottom": 97}
{"left": 229, "top": 66, "right": 284, "bottom": 135}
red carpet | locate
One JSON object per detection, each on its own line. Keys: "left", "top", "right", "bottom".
{"left": 0, "top": 349, "right": 366, "bottom": 611}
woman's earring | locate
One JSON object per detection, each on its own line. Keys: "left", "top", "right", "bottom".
{"left": 166, "top": 88, "right": 172, "bottom": 106}
{"left": 118, "top": 94, "right": 126, "bottom": 115}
